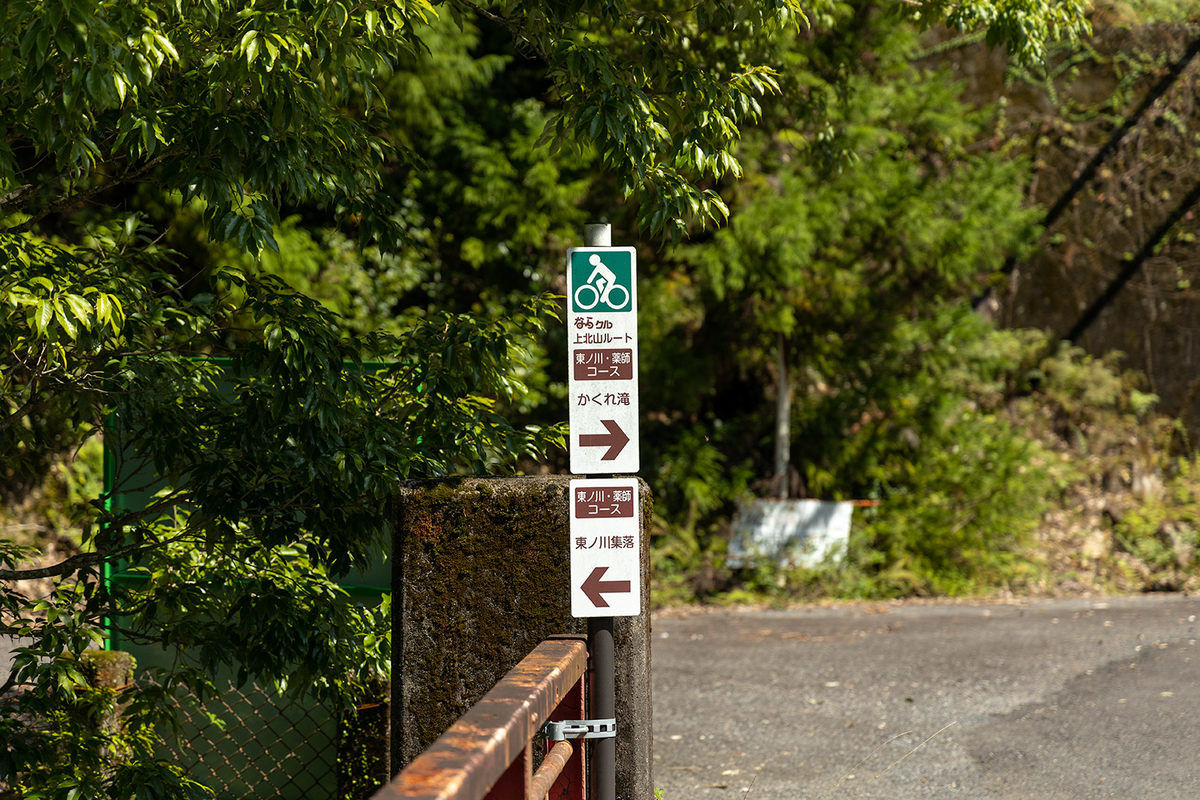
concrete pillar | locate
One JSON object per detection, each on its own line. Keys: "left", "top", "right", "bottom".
{"left": 390, "top": 475, "right": 652, "bottom": 800}
{"left": 79, "top": 650, "right": 136, "bottom": 771}
{"left": 339, "top": 676, "right": 391, "bottom": 800}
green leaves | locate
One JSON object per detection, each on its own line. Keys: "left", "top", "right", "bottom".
{"left": 0, "top": 0, "right": 1091, "bottom": 247}
{"left": 943, "top": 0, "right": 1092, "bottom": 65}
{"left": 543, "top": 24, "right": 786, "bottom": 239}
{"left": 2, "top": 228, "right": 567, "bottom": 796}
{"left": 638, "top": 23, "right": 1064, "bottom": 601}
{"left": 0, "top": 0, "right": 438, "bottom": 249}
{"left": 240, "top": 29, "right": 261, "bottom": 64}
{"left": 1, "top": 2, "right": 1098, "bottom": 795}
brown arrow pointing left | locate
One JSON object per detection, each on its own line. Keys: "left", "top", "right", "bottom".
{"left": 581, "top": 566, "right": 631, "bottom": 608}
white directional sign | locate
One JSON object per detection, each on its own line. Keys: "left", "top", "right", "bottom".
{"left": 569, "top": 479, "right": 641, "bottom": 618}
{"left": 567, "top": 246, "right": 638, "bottom": 475}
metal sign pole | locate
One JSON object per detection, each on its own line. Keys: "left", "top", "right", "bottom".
{"left": 583, "top": 222, "right": 617, "bottom": 800}
{"left": 588, "top": 616, "right": 616, "bottom": 800}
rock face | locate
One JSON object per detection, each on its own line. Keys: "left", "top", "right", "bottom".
{"left": 931, "top": 22, "right": 1200, "bottom": 433}
{"left": 390, "top": 475, "right": 653, "bottom": 800}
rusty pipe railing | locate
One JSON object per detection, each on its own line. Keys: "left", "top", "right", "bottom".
{"left": 528, "top": 740, "right": 575, "bottom": 799}
{"left": 372, "top": 636, "right": 588, "bottom": 800}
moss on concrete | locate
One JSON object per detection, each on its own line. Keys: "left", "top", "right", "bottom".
{"left": 391, "top": 475, "right": 653, "bottom": 800}
{"left": 79, "top": 650, "right": 136, "bottom": 689}
{"left": 395, "top": 477, "right": 581, "bottom": 749}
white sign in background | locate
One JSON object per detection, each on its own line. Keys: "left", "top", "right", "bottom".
{"left": 726, "top": 499, "right": 854, "bottom": 569}
{"left": 569, "top": 479, "right": 642, "bottom": 617}
{"left": 567, "top": 246, "right": 639, "bottom": 475}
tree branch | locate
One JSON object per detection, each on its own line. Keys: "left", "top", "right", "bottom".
{"left": 0, "top": 494, "right": 193, "bottom": 581}
{"left": 0, "top": 551, "right": 112, "bottom": 581}
{"left": 0, "top": 394, "right": 59, "bottom": 434}
{"left": 3, "top": 151, "right": 177, "bottom": 235}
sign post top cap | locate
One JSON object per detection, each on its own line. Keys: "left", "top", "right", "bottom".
{"left": 584, "top": 224, "right": 612, "bottom": 247}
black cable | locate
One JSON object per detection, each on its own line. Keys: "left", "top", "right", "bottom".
{"left": 1062, "top": 178, "right": 1200, "bottom": 343}
{"left": 973, "top": 33, "right": 1200, "bottom": 310}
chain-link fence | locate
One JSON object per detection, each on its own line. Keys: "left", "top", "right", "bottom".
{"left": 159, "top": 683, "right": 338, "bottom": 800}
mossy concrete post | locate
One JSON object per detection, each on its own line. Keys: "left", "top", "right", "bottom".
{"left": 79, "top": 650, "right": 136, "bottom": 772}
{"left": 391, "top": 475, "right": 652, "bottom": 800}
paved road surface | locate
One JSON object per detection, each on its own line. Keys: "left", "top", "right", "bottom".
{"left": 652, "top": 595, "right": 1200, "bottom": 798}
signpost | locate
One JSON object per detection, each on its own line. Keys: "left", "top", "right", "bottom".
{"left": 566, "top": 244, "right": 639, "bottom": 475}
{"left": 565, "top": 224, "right": 639, "bottom": 800}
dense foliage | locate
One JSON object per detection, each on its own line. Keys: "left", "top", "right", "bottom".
{"left": 0, "top": 240, "right": 562, "bottom": 797}
{"left": 1, "top": 0, "right": 1097, "bottom": 796}
{"left": 644, "top": 27, "right": 1051, "bottom": 599}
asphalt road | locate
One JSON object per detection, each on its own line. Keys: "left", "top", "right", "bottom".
{"left": 652, "top": 595, "right": 1200, "bottom": 799}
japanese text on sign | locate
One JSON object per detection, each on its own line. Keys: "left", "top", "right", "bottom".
{"left": 574, "top": 317, "right": 616, "bottom": 329}
{"left": 574, "top": 349, "right": 634, "bottom": 381}
{"left": 573, "top": 332, "right": 634, "bottom": 345}
{"left": 576, "top": 392, "right": 632, "bottom": 407}
{"left": 574, "top": 536, "right": 637, "bottom": 549}
{"left": 569, "top": 477, "right": 641, "bottom": 617}
{"left": 574, "top": 486, "right": 635, "bottom": 518}
{"left": 567, "top": 246, "right": 638, "bottom": 475}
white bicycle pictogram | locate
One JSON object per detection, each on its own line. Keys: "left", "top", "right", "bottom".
{"left": 574, "top": 254, "right": 630, "bottom": 310}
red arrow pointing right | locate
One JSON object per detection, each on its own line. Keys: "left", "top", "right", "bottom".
{"left": 581, "top": 566, "right": 631, "bottom": 608}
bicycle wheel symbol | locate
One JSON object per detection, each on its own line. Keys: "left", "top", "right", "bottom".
{"left": 574, "top": 283, "right": 601, "bottom": 310}
{"left": 601, "top": 283, "right": 629, "bottom": 309}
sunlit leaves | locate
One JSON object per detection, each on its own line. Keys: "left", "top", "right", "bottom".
{"left": 0, "top": 0, "right": 436, "bottom": 249}
{"left": 536, "top": 7, "right": 800, "bottom": 240}
{"left": 1, "top": 2, "right": 1097, "bottom": 794}
{"left": 2, "top": 226, "right": 565, "bottom": 796}
{"left": 0, "top": 0, "right": 1090, "bottom": 245}
{"left": 912, "top": 0, "right": 1093, "bottom": 64}
{"left": 3, "top": 232, "right": 567, "bottom": 573}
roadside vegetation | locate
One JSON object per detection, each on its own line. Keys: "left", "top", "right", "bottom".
{"left": 649, "top": 1, "right": 1200, "bottom": 605}
{"left": 5, "top": 0, "right": 1200, "bottom": 795}
{"left": 652, "top": 333, "right": 1200, "bottom": 605}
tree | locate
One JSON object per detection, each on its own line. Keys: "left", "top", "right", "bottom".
{"left": 1, "top": 1, "right": 1090, "bottom": 796}
{"left": 642, "top": 22, "right": 1053, "bottom": 596}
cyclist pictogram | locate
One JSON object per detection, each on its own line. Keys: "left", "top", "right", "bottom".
{"left": 571, "top": 251, "right": 632, "bottom": 312}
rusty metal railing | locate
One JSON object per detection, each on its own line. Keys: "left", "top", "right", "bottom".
{"left": 372, "top": 635, "right": 588, "bottom": 800}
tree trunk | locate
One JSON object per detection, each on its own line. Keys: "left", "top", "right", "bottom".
{"left": 773, "top": 333, "right": 791, "bottom": 499}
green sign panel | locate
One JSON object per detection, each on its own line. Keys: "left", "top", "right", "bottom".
{"left": 570, "top": 250, "right": 634, "bottom": 313}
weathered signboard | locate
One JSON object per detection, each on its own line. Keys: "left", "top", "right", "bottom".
{"left": 726, "top": 499, "right": 854, "bottom": 568}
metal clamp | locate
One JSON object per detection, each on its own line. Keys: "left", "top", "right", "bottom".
{"left": 544, "top": 718, "right": 617, "bottom": 741}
